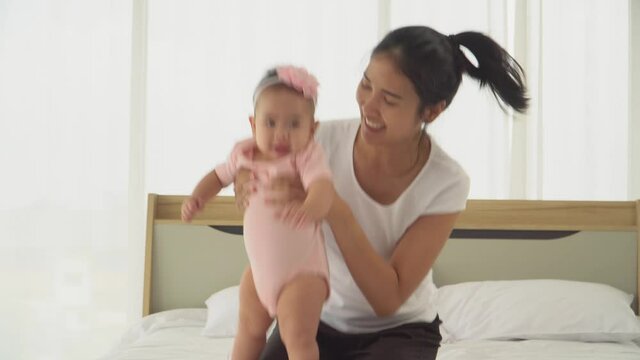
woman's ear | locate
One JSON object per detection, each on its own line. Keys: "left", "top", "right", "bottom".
{"left": 422, "top": 100, "right": 447, "bottom": 124}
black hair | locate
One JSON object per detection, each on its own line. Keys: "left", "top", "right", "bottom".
{"left": 372, "top": 26, "right": 528, "bottom": 114}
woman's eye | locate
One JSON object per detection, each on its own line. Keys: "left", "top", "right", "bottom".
{"left": 383, "top": 97, "right": 397, "bottom": 106}
{"left": 360, "top": 80, "right": 371, "bottom": 90}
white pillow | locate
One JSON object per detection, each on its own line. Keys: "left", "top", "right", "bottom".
{"left": 437, "top": 279, "right": 640, "bottom": 342}
{"left": 201, "top": 285, "right": 276, "bottom": 338}
{"left": 202, "top": 285, "right": 240, "bottom": 338}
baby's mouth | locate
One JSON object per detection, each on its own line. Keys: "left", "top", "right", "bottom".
{"left": 274, "top": 144, "right": 290, "bottom": 155}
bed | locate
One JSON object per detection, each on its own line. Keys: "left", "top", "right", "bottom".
{"left": 101, "top": 194, "right": 640, "bottom": 359}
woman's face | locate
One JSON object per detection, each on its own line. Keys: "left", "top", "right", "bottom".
{"left": 356, "top": 54, "right": 424, "bottom": 146}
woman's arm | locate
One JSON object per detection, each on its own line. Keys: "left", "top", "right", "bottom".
{"left": 326, "top": 196, "right": 460, "bottom": 317}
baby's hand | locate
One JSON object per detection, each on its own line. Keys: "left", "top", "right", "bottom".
{"left": 277, "top": 201, "right": 313, "bottom": 229}
{"left": 181, "top": 197, "right": 203, "bottom": 223}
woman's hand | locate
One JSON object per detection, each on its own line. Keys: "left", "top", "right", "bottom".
{"left": 233, "top": 169, "right": 256, "bottom": 211}
{"left": 264, "top": 175, "right": 306, "bottom": 207}
{"left": 278, "top": 201, "right": 312, "bottom": 229}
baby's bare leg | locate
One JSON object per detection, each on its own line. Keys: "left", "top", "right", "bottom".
{"left": 276, "top": 274, "right": 328, "bottom": 360}
{"left": 231, "top": 267, "right": 273, "bottom": 360}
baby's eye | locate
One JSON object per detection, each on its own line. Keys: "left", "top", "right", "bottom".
{"left": 289, "top": 120, "right": 300, "bottom": 129}
{"left": 266, "top": 119, "right": 276, "bottom": 128}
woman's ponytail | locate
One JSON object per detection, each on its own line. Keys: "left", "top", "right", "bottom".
{"left": 452, "top": 32, "right": 529, "bottom": 113}
{"left": 373, "top": 26, "right": 528, "bottom": 114}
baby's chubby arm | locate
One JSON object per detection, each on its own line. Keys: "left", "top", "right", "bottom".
{"left": 181, "top": 170, "right": 223, "bottom": 222}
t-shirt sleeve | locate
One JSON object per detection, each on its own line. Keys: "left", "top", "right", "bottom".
{"left": 423, "top": 172, "right": 470, "bottom": 215}
{"left": 214, "top": 143, "right": 242, "bottom": 187}
{"left": 296, "top": 141, "right": 333, "bottom": 190}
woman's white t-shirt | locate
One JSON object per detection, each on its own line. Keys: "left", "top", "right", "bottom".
{"left": 315, "top": 119, "right": 470, "bottom": 334}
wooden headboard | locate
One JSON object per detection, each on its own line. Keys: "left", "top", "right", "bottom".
{"left": 143, "top": 194, "right": 640, "bottom": 315}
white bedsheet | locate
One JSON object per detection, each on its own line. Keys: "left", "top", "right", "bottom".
{"left": 439, "top": 339, "right": 640, "bottom": 360}
{"left": 101, "top": 310, "right": 640, "bottom": 360}
{"left": 102, "top": 326, "right": 233, "bottom": 360}
{"left": 99, "top": 309, "right": 231, "bottom": 360}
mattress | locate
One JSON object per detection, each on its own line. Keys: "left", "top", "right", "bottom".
{"left": 101, "top": 309, "right": 640, "bottom": 360}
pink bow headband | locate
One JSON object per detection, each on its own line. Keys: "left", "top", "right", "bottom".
{"left": 253, "top": 66, "right": 319, "bottom": 106}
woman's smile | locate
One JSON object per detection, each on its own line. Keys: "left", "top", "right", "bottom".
{"left": 364, "top": 117, "right": 385, "bottom": 131}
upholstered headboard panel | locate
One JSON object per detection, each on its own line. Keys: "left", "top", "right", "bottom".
{"left": 143, "top": 195, "right": 640, "bottom": 315}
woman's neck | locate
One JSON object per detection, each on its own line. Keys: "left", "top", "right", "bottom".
{"left": 354, "top": 131, "right": 429, "bottom": 177}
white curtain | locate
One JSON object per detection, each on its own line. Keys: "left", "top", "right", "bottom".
{"left": 533, "top": 0, "right": 628, "bottom": 200}
{"left": 0, "top": 1, "right": 632, "bottom": 359}
{"left": 0, "top": 0, "right": 132, "bottom": 359}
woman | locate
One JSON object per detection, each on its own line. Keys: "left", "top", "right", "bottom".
{"left": 237, "top": 25, "right": 527, "bottom": 360}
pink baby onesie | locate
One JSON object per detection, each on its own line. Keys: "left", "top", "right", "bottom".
{"left": 215, "top": 138, "right": 332, "bottom": 317}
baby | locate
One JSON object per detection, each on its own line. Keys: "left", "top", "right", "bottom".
{"left": 182, "top": 66, "right": 334, "bottom": 360}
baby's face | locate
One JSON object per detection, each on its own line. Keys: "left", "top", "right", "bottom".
{"left": 252, "top": 86, "right": 316, "bottom": 159}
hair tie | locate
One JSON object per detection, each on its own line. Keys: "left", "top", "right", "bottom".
{"left": 253, "top": 65, "right": 319, "bottom": 106}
